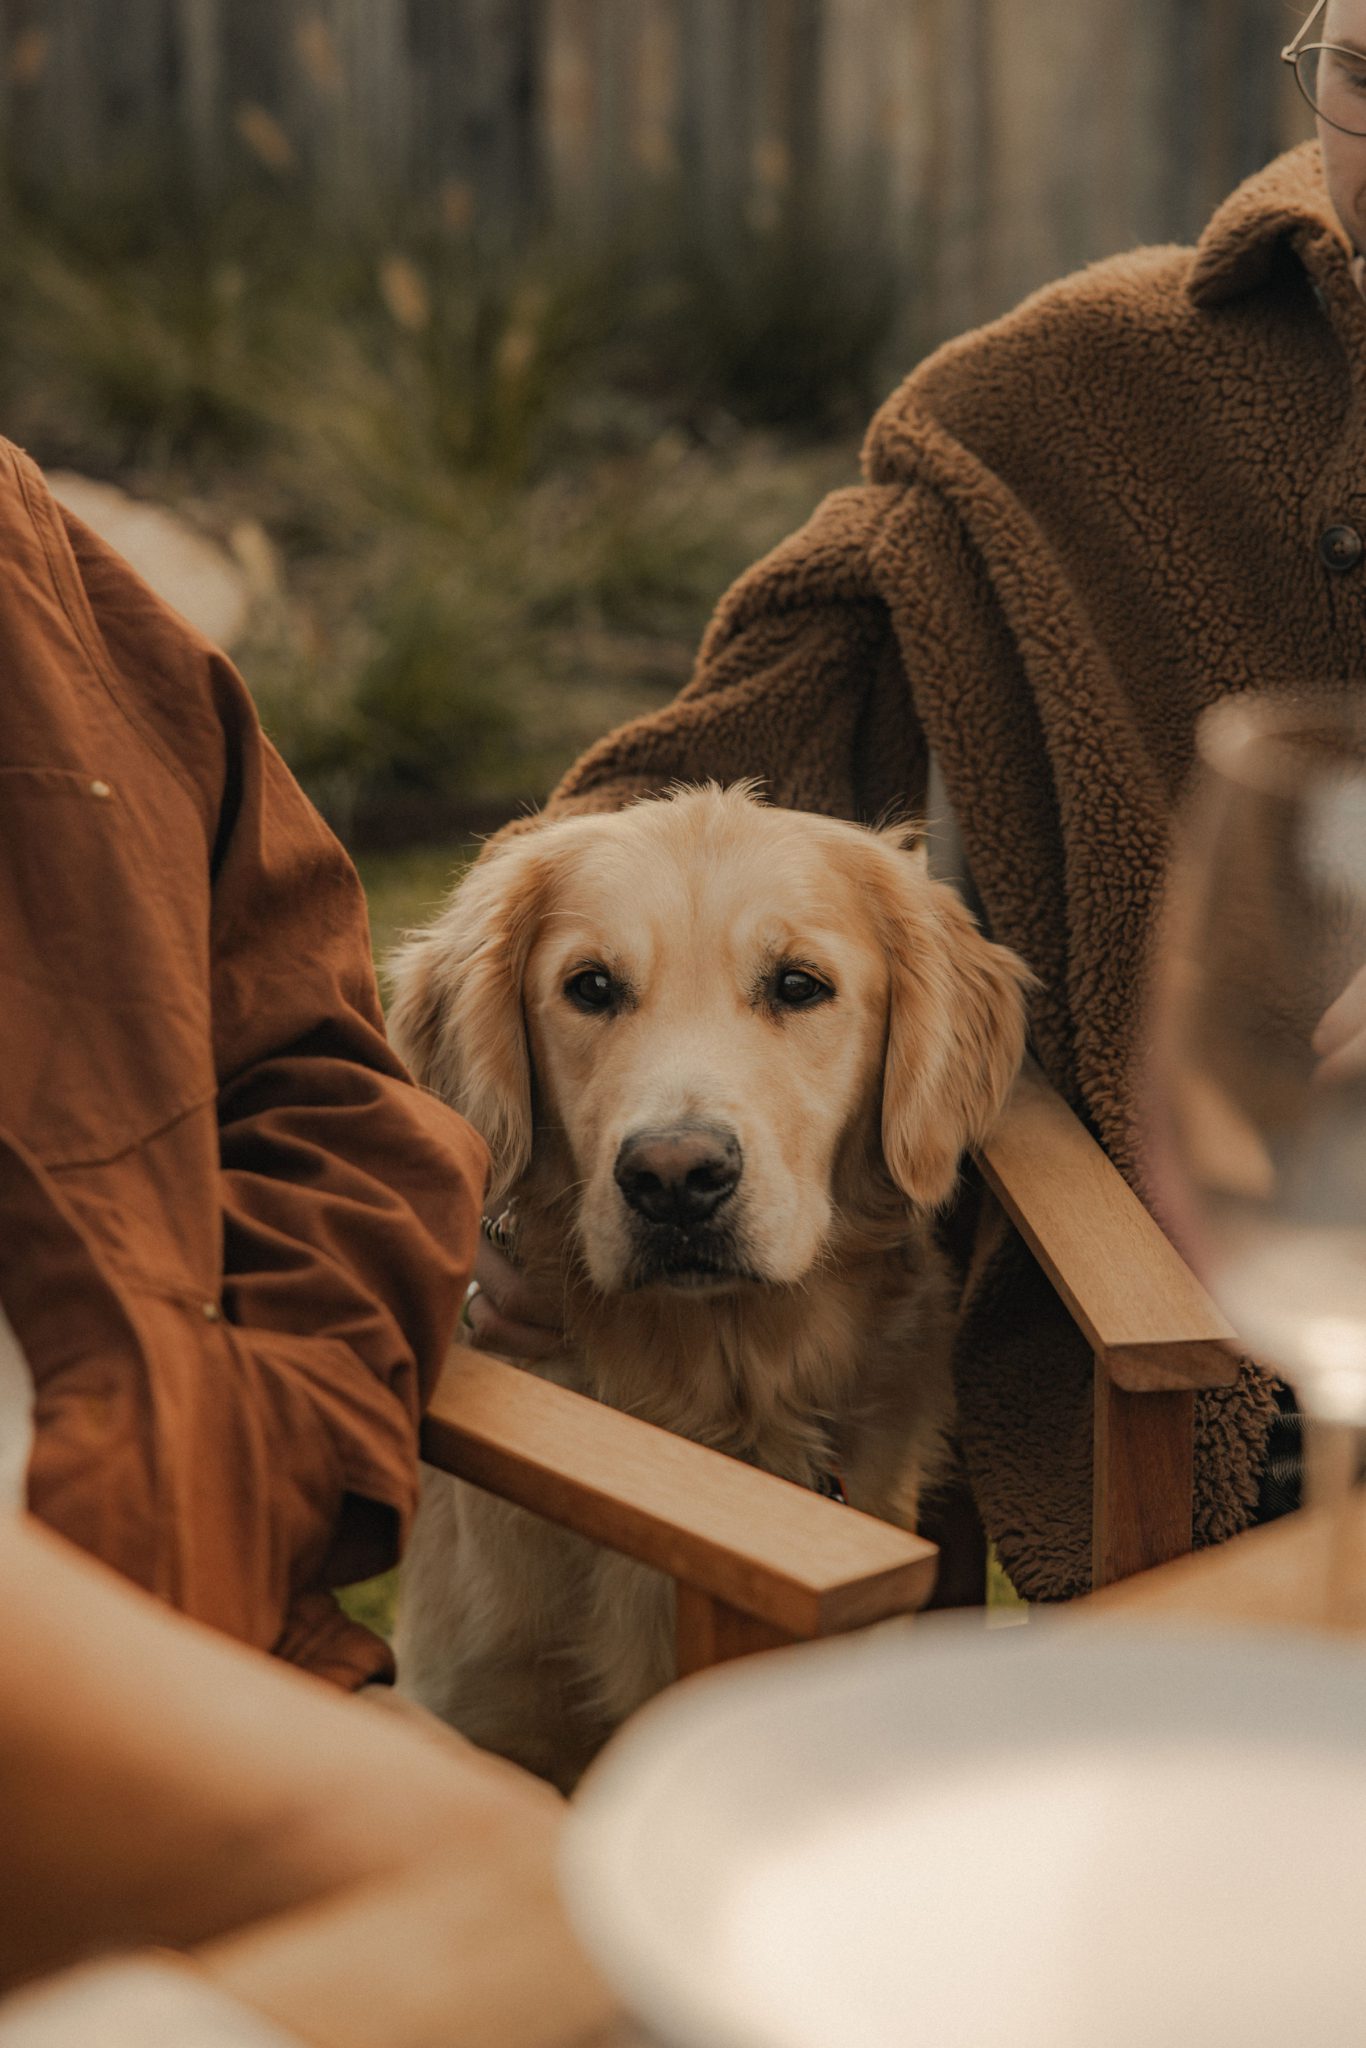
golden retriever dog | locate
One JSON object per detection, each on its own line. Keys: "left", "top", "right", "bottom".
{"left": 387, "top": 784, "right": 1030, "bottom": 1788}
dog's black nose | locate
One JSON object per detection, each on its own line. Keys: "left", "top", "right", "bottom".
{"left": 614, "top": 1125, "right": 742, "bottom": 1227}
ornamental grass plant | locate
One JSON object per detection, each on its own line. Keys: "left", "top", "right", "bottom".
{"left": 0, "top": 189, "right": 879, "bottom": 842}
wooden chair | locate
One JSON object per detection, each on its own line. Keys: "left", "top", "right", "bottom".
{"left": 418, "top": 1057, "right": 1241, "bottom": 1686}
{"left": 979, "top": 1057, "right": 1239, "bottom": 1588}
{"left": 421, "top": 1349, "right": 940, "bottom": 1675}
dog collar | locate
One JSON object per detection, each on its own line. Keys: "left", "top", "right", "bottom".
{"left": 479, "top": 1205, "right": 519, "bottom": 1259}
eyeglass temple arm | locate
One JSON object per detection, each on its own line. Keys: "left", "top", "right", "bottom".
{"left": 1283, "top": 0, "right": 1328, "bottom": 61}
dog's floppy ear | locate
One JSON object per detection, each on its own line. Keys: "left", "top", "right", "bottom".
{"left": 387, "top": 835, "right": 549, "bottom": 1207}
{"left": 871, "top": 837, "right": 1035, "bottom": 1210}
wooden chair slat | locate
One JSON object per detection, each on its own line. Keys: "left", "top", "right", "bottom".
{"left": 422, "top": 1349, "right": 939, "bottom": 1638}
{"left": 980, "top": 1059, "right": 1239, "bottom": 1391}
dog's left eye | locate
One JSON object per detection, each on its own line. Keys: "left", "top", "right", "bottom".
{"left": 564, "top": 967, "right": 616, "bottom": 1012}
{"left": 774, "top": 968, "right": 833, "bottom": 1008}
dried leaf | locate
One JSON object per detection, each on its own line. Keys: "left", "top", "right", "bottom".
{"left": 234, "top": 103, "right": 296, "bottom": 176}
{"left": 378, "top": 254, "right": 431, "bottom": 333}
{"left": 8, "top": 28, "right": 48, "bottom": 87}
{"left": 496, "top": 325, "right": 536, "bottom": 382}
{"left": 296, "top": 15, "right": 344, "bottom": 94}
{"left": 439, "top": 179, "right": 476, "bottom": 234}
{"left": 752, "top": 137, "right": 791, "bottom": 194}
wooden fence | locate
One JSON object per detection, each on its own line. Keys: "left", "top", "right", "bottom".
{"left": 0, "top": 0, "right": 1315, "bottom": 342}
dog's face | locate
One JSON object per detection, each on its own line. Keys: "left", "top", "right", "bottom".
{"left": 389, "top": 787, "right": 1031, "bottom": 1296}
{"left": 517, "top": 802, "right": 899, "bottom": 1294}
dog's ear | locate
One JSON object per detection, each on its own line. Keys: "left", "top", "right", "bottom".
{"left": 387, "top": 836, "right": 549, "bottom": 1207}
{"left": 872, "top": 839, "right": 1035, "bottom": 1210}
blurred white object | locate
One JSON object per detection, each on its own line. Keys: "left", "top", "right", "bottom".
{"left": 0, "top": 1957, "right": 300, "bottom": 2046}
{"left": 44, "top": 471, "right": 250, "bottom": 650}
{"left": 564, "top": 1619, "right": 1366, "bottom": 2048}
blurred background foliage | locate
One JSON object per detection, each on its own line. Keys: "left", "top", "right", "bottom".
{"left": 0, "top": 187, "right": 866, "bottom": 864}
{"left": 0, "top": 0, "right": 1310, "bottom": 936}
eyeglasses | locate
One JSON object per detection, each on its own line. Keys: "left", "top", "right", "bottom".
{"left": 1283, "top": 2, "right": 1366, "bottom": 135}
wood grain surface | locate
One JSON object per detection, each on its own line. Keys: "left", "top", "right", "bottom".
{"left": 423, "top": 1348, "right": 939, "bottom": 1638}
{"left": 980, "top": 1059, "right": 1240, "bottom": 1392}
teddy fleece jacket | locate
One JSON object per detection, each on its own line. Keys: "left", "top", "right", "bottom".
{"left": 532, "top": 142, "right": 1366, "bottom": 1599}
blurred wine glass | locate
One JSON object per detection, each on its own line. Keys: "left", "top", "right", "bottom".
{"left": 1150, "top": 693, "right": 1366, "bottom": 1619}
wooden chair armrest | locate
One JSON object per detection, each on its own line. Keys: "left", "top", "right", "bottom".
{"left": 421, "top": 1349, "right": 938, "bottom": 1641}
{"left": 978, "top": 1057, "right": 1239, "bottom": 1393}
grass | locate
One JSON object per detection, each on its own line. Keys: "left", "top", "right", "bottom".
{"left": 340, "top": 1555, "right": 1026, "bottom": 1650}
{"left": 337, "top": 1566, "right": 401, "bottom": 1641}
{"left": 987, "top": 1547, "right": 1029, "bottom": 1620}
{"left": 0, "top": 192, "right": 867, "bottom": 842}
{"left": 238, "top": 427, "right": 853, "bottom": 836}
{"left": 356, "top": 842, "right": 471, "bottom": 968}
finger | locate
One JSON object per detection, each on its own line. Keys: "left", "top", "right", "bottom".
{"left": 1314, "top": 1031, "right": 1366, "bottom": 1087}
{"left": 1313, "top": 964, "right": 1366, "bottom": 1057}
{"left": 474, "top": 1233, "right": 521, "bottom": 1297}
{"left": 473, "top": 1235, "right": 565, "bottom": 1331}
{"left": 466, "top": 1290, "right": 566, "bottom": 1361}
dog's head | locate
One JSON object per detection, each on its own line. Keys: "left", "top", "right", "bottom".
{"left": 388, "top": 786, "right": 1032, "bottom": 1295}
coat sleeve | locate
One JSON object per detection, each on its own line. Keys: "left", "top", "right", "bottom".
{"left": 47, "top": 505, "right": 489, "bottom": 1686}
{"left": 208, "top": 693, "right": 490, "bottom": 1635}
{"left": 536, "top": 484, "right": 927, "bottom": 829}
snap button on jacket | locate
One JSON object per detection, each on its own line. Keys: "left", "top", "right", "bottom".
{"left": 0, "top": 441, "right": 487, "bottom": 1686}
{"left": 1320, "top": 522, "right": 1363, "bottom": 571}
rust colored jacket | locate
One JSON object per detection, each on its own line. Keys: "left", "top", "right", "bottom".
{"left": 0, "top": 439, "right": 487, "bottom": 1686}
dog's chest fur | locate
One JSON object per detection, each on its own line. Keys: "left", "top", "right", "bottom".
{"left": 396, "top": 1218, "right": 955, "bottom": 1791}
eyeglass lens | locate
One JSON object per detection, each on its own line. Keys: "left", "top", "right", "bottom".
{"left": 1298, "top": 45, "right": 1366, "bottom": 134}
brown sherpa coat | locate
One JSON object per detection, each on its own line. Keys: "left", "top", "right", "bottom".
{"left": 531, "top": 143, "right": 1366, "bottom": 1597}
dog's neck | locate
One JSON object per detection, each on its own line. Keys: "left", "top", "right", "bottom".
{"left": 507, "top": 1172, "right": 947, "bottom": 1494}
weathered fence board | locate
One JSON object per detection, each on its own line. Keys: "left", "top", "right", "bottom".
{"left": 0, "top": 0, "right": 1316, "bottom": 343}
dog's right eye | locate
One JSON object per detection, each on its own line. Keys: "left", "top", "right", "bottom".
{"left": 774, "top": 967, "right": 833, "bottom": 1008}
{"left": 564, "top": 968, "right": 616, "bottom": 1012}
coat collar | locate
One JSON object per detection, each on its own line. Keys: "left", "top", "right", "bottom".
{"left": 1188, "top": 141, "right": 1351, "bottom": 306}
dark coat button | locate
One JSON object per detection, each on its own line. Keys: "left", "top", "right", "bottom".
{"left": 1320, "top": 523, "right": 1364, "bottom": 572}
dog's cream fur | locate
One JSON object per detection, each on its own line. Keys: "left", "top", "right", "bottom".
{"left": 388, "top": 785, "right": 1031, "bottom": 1788}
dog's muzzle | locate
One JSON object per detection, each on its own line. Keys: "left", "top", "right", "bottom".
{"left": 614, "top": 1121, "right": 746, "bottom": 1285}
{"left": 614, "top": 1122, "right": 741, "bottom": 1227}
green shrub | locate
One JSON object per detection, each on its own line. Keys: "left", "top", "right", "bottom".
{"left": 628, "top": 223, "right": 898, "bottom": 436}
{"left": 0, "top": 184, "right": 867, "bottom": 837}
{"left": 350, "top": 575, "right": 519, "bottom": 803}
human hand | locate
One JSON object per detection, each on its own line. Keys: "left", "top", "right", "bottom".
{"left": 465, "top": 1230, "right": 567, "bottom": 1361}
{"left": 1313, "top": 963, "right": 1366, "bottom": 1084}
